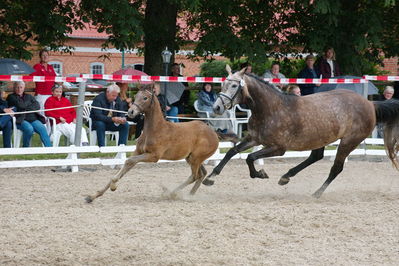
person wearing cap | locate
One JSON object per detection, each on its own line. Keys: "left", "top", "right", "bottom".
{"left": 297, "top": 54, "right": 320, "bottom": 95}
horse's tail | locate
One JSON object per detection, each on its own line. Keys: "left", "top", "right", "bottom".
{"left": 215, "top": 130, "right": 240, "bottom": 144}
{"left": 374, "top": 99, "right": 399, "bottom": 169}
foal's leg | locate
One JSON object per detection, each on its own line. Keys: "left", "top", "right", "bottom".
{"left": 278, "top": 147, "right": 325, "bottom": 185}
{"left": 170, "top": 157, "right": 200, "bottom": 195}
{"left": 190, "top": 164, "right": 207, "bottom": 195}
{"left": 203, "top": 137, "right": 257, "bottom": 186}
{"left": 85, "top": 152, "right": 158, "bottom": 203}
{"left": 312, "top": 141, "right": 359, "bottom": 198}
{"left": 246, "top": 146, "right": 285, "bottom": 179}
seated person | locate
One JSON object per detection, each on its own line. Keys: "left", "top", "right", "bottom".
{"left": 285, "top": 85, "right": 301, "bottom": 96}
{"left": 0, "top": 89, "right": 13, "bottom": 148}
{"left": 116, "top": 82, "right": 144, "bottom": 139}
{"left": 90, "top": 84, "right": 129, "bottom": 147}
{"left": 7, "top": 81, "right": 51, "bottom": 147}
{"left": 197, "top": 83, "right": 235, "bottom": 134}
{"left": 262, "top": 61, "right": 286, "bottom": 91}
{"left": 44, "top": 85, "right": 89, "bottom": 145}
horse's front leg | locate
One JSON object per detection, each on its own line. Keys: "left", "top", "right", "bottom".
{"left": 246, "top": 146, "right": 285, "bottom": 179}
{"left": 202, "top": 137, "right": 257, "bottom": 186}
{"left": 85, "top": 152, "right": 158, "bottom": 203}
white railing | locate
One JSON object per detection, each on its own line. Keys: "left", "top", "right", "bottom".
{"left": 0, "top": 138, "right": 386, "bottom": 172}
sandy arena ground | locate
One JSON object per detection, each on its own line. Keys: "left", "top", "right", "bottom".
{"left": 1, "top": 157, "right": 398, "bottom": 265}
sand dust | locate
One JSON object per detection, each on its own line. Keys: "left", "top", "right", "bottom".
{"left": 1, "top": 158, "right": 398, "bottom": 265}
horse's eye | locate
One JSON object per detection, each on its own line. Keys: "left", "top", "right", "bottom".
{"left": 232, "top": 84, "right": 238, "bottom": 88}
{"left": 143, "top": 96, "right": 148, "bottom": 100}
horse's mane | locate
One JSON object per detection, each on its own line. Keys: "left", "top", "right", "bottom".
{"left": 244, "top": 73, "right": 284, "bottom": 94}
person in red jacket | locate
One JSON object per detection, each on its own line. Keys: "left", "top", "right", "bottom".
{"left": 44, "top": 85, "right": 89, "bottom": 145}
{"left": 31, "top": 49, "right": 57, "bottom": 113}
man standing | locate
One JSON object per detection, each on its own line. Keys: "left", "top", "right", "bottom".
{"left": 90, "top": 84, "right": 129, "bottom": 146}
{"left": 297, "top": 55, "right": 320, "bottom": 95}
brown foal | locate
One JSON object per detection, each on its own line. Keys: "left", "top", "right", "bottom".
{"left": 86, "top": 84, "right": 219, "bottom": 203}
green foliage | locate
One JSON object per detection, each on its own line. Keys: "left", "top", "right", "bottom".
{"left": 0, "top": 0, "right": 83, "bottom": 59}
{"left": 199, "top": 60, "right": 228, "bottom": 77}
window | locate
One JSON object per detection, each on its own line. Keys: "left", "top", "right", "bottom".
{"left": 90, "top": 62, "right": 104, "bottom": 75}
{"left": 49, "top": 61, "right": 63, "bottom": 75}
{"left": 126, "top": 63, "right": 145, "bottom": 72}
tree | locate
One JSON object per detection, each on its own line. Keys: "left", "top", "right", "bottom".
{"left": 0, "top": 0, "right": 82, "bottom": 59}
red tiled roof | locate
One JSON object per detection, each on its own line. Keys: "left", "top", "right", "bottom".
{"left": 68, "top": 24, "right": 109, "bottom": 39}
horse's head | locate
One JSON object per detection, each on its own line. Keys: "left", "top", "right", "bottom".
{"left": 213, "top": 65, "right": 252, "bottom": 115}
{"left": 128, "top": 83, "right": 155, "bottom": 118}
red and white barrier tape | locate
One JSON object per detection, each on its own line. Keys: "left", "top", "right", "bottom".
{"left": 363, "top": 75, "right": 399, "bottom": 81}
{"left": 0, "top": 74, "right": 398, "bottom": 84}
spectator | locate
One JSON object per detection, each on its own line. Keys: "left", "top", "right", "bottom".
{"left": 383, "top": 86, "right": 394, "bottom": 100}
{"left": 262, "top": 61, "right": 286, "bottom": 90}
{"left": 7, "top": 81, "right": 51, "bottom": 147}
{"left": 0, "top": 89, "right": 13, "bottom": 148}
{"left": 240, "top": 62, "right": 252, "bottom": 73}
{"left": 297, "top": 55, "right": 320, "bottom": 95}
{"left": 317, "top": 47, "right": 342, "bottom": 78}
{"left": 286, "top": 85, "right": 301, "bottom": 96}
{"left": 31, "top": 49, "right": 58, "bottom": 112}
{"left": 168, "top": 63, "right": 189, "bottom": 120}
{"left": 197, "top": 83, "right": 234, "bottom": 134}
{"left": 44, "top": 85, "right": 89, "bottom": 145}
{"left": 116, "top": 82, "right": 144, "bottom": 139}
{"left": 90, "top": 84, "right": 129, "bottom": 147}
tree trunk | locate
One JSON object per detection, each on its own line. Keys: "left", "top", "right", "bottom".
{"left": 144, "top": 0, "right": 178, "bottom": 75}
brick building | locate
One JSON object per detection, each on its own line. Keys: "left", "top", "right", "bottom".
{"left": 25, "top": 26, "right": 398, "bottom": 78}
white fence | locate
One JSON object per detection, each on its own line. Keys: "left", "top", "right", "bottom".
{"left": 0, "top": 138, "right": 386, "bottom": 172}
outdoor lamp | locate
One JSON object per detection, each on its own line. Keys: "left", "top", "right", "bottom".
{"left": 161, "top": 47, "right": 172, "bottom": 64}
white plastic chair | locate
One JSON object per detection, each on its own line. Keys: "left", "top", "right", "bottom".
{"left": 230, "top": 104, "right": 251, "bottom": 138}
{"left": 194, "top": 100, "right": 211, "bottom": 119}
{"left": 82, "top": 100, "right": 119, "bottom": 146}
{"left": 12, "top": 116, "right": 56, "bottom": 148}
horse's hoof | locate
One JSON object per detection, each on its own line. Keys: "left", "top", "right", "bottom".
{"left": 278, "top": 177, "right": 290, "bottom": 186}
{"left": 85, "top": 196, "right": 93, "bottom": 203}
{"left": 312, "top": 190, "right": 323, "bottom": 199}
{"left": 202, "top": 178, "right": 214, "bottom": 186}
{"left": 251, "top": 169, "right": 269, "bottom": 179}
{"left": 110, "top": 183, "right": 117, "bottom": 191}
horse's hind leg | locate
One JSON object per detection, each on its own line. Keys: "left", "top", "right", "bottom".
{"left": 190, "top": 164, "right": 207, "bottom": 195}
{"left": 246, "top": 146, "right": 285, "bottom": 179}
{"left": 279, "top": 147, "right": 325, "bottom": 185}
{"left": 312, "top": 141, "right": 359, "bottom": 198}
{"left": 203, "top": 137, "right": 257, "bottom": 186}
{"left": 85, "top": 152, "right": 158, "bottom": 203}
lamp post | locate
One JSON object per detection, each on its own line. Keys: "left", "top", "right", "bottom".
{"left": 161, "top": 46, "right": 172, "bottom": 75}
{"left": 161, "top": 47, "right": 172, "bottom": 108}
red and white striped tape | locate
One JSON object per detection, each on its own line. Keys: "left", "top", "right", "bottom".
{"left": 363, "top": 75, "right": 399, "bottom": 81}
{"left": 0, "top": 74, "right": 398, "bottom": 83}
{"left": 0, "top": 75, "right": 86, "bottom": 83}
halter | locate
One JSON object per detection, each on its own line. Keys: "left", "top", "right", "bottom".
{"left": 132, "top": 89, "right": 154, "bottom": 113}
{"left": 218, "top": 78, "right": 245, "bottom": 109}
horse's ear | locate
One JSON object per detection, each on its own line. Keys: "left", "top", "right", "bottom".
{"left": 238, "top": 67, "right": 246, "bottom": 77}
{"left": 226, "top": 64, "right": 232, "bottom": 75}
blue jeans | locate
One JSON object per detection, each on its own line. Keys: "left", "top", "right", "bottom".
{"left": 166, "top": 106, "right": 179, "bottom": 123}
{"left": 0, "top": 116, "right": 12, "bottom": 148}
{"left": 17, "top": 120, "right": 51, "bottom": 147}
{"left": 93, "top": 120, "right": 129, "bottom": 147}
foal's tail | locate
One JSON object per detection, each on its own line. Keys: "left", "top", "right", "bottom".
{"left": 374, "top": 99, "right": 399, "bottom": 169}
